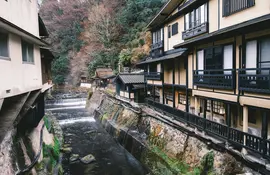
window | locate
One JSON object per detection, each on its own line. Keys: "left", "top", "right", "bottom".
{"left": 152, "top": 29, "right": 163, "bottom": 44}
{"left": 259, "top": 38, "right": 270, "bottom": 71}
{"left": 168, "top": 25, "right": 171, "bottom": 38}
{"left": 223, "top": 0, "right": 255, "bottom": 17}
{"left": 178, "top": 93, "right": 190, "bottom": 105}
{"left": 0, "top": 32, "right": 9, "bottom": 58}
{"left": 197, "top": 44, "right": 233, "bottom": 72}
{"left": 213, "top": 101, "right": 224, "bottom": 114}
{"left": 172, "top": 23, "right": 178, "bottom": 36}
{"left": 245, "top": 38, "right": 270, "bottom": 74}
{"left": 248, "top": 108, "right": 257, "bottom": 124}
{"left": 22, "top": 40, "right": 34, "bottom": 63}
{"left": 185, "top": 3, "right": 207, "bottom": 30}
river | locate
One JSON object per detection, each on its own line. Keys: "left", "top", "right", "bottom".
{"left": 46, "top": 95, "right": 147, "bottom": 175}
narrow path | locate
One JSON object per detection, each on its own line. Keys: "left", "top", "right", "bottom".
{"left": 46, "top": 97, "right": 147, "bottom": 175}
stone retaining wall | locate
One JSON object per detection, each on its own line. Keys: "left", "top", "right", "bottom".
{"left": 87, "top": 91, "right": 257, "bottom": 175}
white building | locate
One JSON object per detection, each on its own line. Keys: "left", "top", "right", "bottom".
{"left": 0, "top": 0, "right": 53, "bottom": 142}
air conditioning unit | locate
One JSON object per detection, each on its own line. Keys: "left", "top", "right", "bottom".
{"left": 213, "top": 117, "right": 225, "bottom": 124}
{"left": 248, "top": 127, "right": 261, "bottom": 137}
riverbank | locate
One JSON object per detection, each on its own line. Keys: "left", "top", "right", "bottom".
{"left": 88, "top": 90, "right": 258, "bottom": 175}
{"left": 46, "top": 91, "right": 147, "bottom": 175}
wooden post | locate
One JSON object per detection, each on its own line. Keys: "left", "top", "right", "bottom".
{"left": 172, "top": 60, "right": 175, "bottom": 108}
{"left": 242, "top": 106, "right": 248, "bottom": 154}
{"left": 203, "top": 99, "right": 207, "bottom": 130}
{"left": 186, "top": 56, "right": 189, "bottom": 113}
{"left": 162, "top": 61, "right": 165, "bottom": 104}
{"left": 227, "top": 103, "right": 231, "bottom": 140}
{"left": 262, "top": 111, "right": 268, "bottom": 158}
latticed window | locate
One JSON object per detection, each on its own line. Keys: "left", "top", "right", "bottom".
{"left": 223, "top": 0, "right": 255, "bottom": 17}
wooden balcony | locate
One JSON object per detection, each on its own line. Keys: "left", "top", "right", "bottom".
{"left": 194, "top": 69, "right": 236, "bottom": 89}
{"left": 182, "top": 22, "right": 208, "bottom": 40}
{"left": 150, "top": 41, "right": 164, "bottom": 58}
{"left": 239, "top": 68, "right": 270, "bottom": 93}
{"left": 145, "top": 98, "right": 270, "bottom": 160}
{"left": 145, "top": 72, "right": 163, "bottom": 81}
{"left": 151, "top": 41, "right": 164, "bottom": 50}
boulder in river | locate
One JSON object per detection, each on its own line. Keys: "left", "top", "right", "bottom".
{"left": 80, "top": 154, "right": 96, "bottom": 164}
{"left": 61, "top": 147, "right": 72, "bottom": 154}
{"left": 69, "top": 154, "right": 80, "bottom": 163}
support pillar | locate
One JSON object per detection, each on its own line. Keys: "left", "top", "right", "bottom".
{"left": 242, "top": 105, "right": 248, "bottom": 154}
{"left": 172, "top": 60, "right": 175, "bottom": 108}
{"left": 203, "top": 99, "right": 207, "bottom": 131}
{"left": 161, "top": 61, "right": 165, "bottom": 105}
{"left": 227, "top": 103, "right": 231, "bottom": 140}
{"left": 262, "top": 111, "right": 268, "bottom": 158}
{"left": 185, "top": 56, "right": 189, "bottom": 113}
{"left": 195, "top": 97, "right": 200, "bottom": 115}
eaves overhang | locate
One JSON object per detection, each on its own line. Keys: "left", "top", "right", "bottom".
{"left": 137, "top": 48, "right": 187, "bottom": 65}
{"left": 147, "top": 0, "right": 184, "bottom": 30}
{"left": 174, "top": 14, "right": 270, "bottom": 48}
{"left": 0, "top": 17, "right": 48, "bottom": 46}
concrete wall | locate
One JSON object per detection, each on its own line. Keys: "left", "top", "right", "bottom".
{"left": 0, "top": 0, "right": 39, "bottom": 37}
{"left": 0, "top": 33, "right": 42, "bottom": 98}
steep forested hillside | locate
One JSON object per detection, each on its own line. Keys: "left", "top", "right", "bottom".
{"left": 39, "top": 0, "right": 166, "bottom": 85}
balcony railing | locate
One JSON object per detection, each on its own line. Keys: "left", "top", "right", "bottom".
{"left": 151, "top": 41, "right": 164, "bottom": 50}
{"left": 182, "top": 22, "right": 209, "bottom": 40}
{"left": 194, "top": 69, "right": 236, "bottom": 89}
{"left": 145, "top": 98, "right": 270, "bottom": 159}
{"left": 239, "top": 68, "right": 270, "bottom": 93}
{"left": 145, "top": 72, "right": 163, "bottom": 81}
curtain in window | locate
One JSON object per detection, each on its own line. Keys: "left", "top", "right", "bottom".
{"left": 259, "top": 38, "right": 270, "bottom": 74}
{"left": 198, "top": 50, "right": 204, "bottom": 74}
{"left": 223, "top": 45, "right": 233, "bottom": 74}
{"left": 190, "top": 11, "right": 195, "bottom": 28}
{"left": 246, "top": 40, "right": 257, "bottom": 74}
{"left": 201, "top": 4, "right": 205, "bottom": 24}
{"left": 185, "top": 14, "right": 189, "bottom": 30}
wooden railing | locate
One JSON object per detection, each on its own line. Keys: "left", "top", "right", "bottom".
{"left": 182, "top": 22, "right": 209, "bottom": 40}
{"left": 194, "top": 69, "right": 236, "bottom": 89}
{"left": 223, "top": 0, "right": 255, "bottom": 17}
{"left": 145, "top": 98, "right": 270, "bottom": 159}
{"left": 151, "top": 41, "right": 164, "bottom": 50}
{"left": 145, "top": 72, "right": 163, "bottom": 81}
{"left": 239, "top": 68, "right": 270, "bottom": 93}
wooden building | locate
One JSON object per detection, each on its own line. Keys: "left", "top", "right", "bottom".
{"left": 93, "top": 68, "right": 115, "bottom": 88}
{"left": 138, "top": 0, "right": 270, "bottom": 163}
{"left": 115, "top": 73, "right": 145, "bottom": 103}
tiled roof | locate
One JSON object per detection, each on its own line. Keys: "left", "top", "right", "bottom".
{"left": 117, "top": 73, "right": 145, "bottom": 84}
{"left": 95, "top": 68, "right": 114, "bottom": 79}
{"left": 137, "top": 48, "right": 187, "bottom": 65}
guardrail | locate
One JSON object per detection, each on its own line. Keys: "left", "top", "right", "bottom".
{"left": 194, "top": 69, "right": 236, "bottom": 89}
{"left": 145, "top": 72, "right": 163, "bottom": 81}
{"left": 145, "top": 98, "right": 270, "bottom": 159}
{"left": 239, "top": 68, "right": 270, "bottom": 93}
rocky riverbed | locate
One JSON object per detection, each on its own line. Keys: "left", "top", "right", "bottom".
{"left": 45, "top": 93, "right": 147, "bottom": 175}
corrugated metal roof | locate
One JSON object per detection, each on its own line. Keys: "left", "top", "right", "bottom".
{"left": 117, "top": 73, "right": 145, "bottom": 84}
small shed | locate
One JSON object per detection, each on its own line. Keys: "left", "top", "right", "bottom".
{"left": 93, "top": 68, "right": 115, "bottom": 88}
{"left": 115, "top": 73, "right": 145, "bottom": 103}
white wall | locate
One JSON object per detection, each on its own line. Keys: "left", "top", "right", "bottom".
{"left": 0, "top": 33, "right": 42, "bottom": 98}
{"left": 0, "top": 0, "right": 39, "bottom": 37}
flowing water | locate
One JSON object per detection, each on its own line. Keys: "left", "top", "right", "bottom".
{"left": 46, "top": 96, "right": 147, "bottom": 175}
